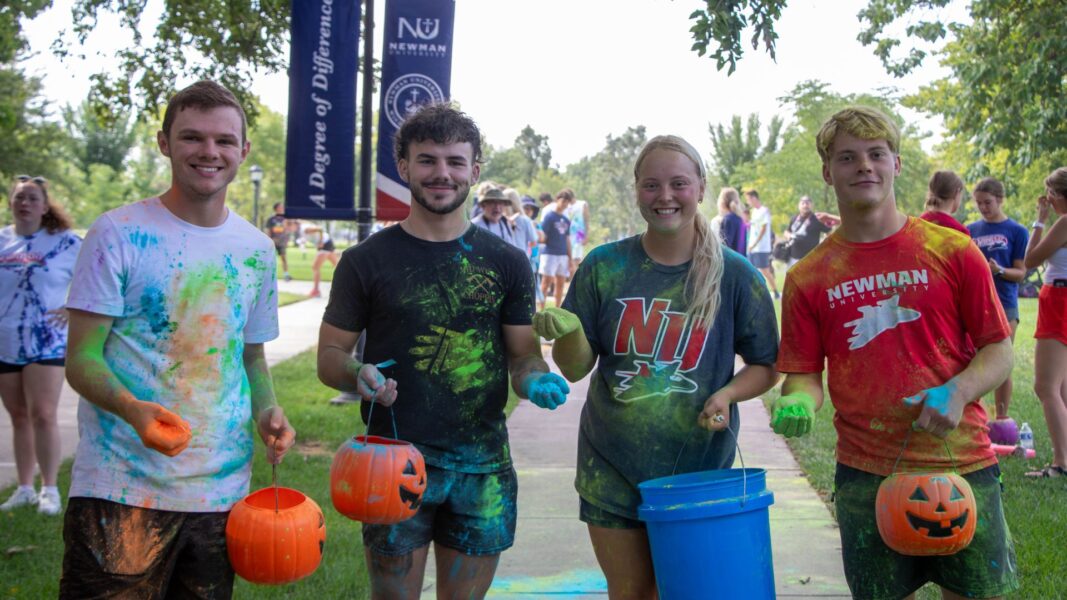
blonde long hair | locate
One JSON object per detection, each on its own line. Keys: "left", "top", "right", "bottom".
{"left": 633, "top": 135, "right": 724, "bottom": 329}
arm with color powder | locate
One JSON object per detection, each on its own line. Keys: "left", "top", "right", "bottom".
{"left": 533, "top": 308, "right": 597, "bottom": 382}
{"left": 244, "top": 343, "right": 295, "bottom": 464}
{"left": 503, "top": 324, "right": 569, "bottom": 410}
{"left": 904, "top": 338, "right": 1013, "bottom": 439}
{"left": 65, "top": 309, "right": 191, "bottom": 457}
{"left": 316, "top": 321, "right": 397, "bottom": 405}
{"left": 771, "top": 372, "right": 825, "bottom": 438}
{"left": 698, "top": 364, "right": 779, "bottom": 431}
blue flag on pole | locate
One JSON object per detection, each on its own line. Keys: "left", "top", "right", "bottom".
{"left": 284, "top": 0, "right": 361, "bottom": 220}
{"left": 375, "top": 0, "right": 456, "bottom": 221}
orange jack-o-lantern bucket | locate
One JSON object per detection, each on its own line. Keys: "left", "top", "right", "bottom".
{"left": 330, "top": 435, "right": 427, "bottom": 524}
{"left": 875, "top": 471, "right": 977, "bottom": 556}
{"left": 226, "top": 487, "right": 326, "bottom": 584}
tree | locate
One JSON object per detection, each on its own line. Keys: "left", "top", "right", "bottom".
{"left": 858, "top": 0, "right": 1067, "bottom": 166}
{"left": 514, "top": 125, "right": 552, "bottom": 186}
{"left": 708, "top": 113, "right": 782, "bottom": 187}
{"left": 63, "top": 100, "right": 136, "bottom": 177}
{"left": 55, "top": 0, "right": 292, "bottom": 124}
{"left": 686, "top": 0, "right": 787, "bottom": 74}
{"left": 729, "top": 81, "right": 931, "bottom": 233}
{"left": 567, "top": 126, "right": 648, "bottom": 243}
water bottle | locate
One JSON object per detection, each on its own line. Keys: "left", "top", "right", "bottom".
{"left": 1019, "top": 422, "right": 1034, "bottom": 452}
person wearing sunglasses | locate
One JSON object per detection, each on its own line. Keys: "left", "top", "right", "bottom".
{"left": 0, "top": 175, "right": 81, "bottom": 516}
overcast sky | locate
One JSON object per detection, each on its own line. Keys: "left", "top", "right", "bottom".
{"left": 22, "top": 0, "right": 954, "bottom": 169}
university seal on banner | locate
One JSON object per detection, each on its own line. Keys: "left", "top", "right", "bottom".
{"left": 385, "top": 74, "right": 446, "bottom": 128}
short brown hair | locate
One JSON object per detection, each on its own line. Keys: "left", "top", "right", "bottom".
{"left": 973, "top": 177, "right": 1004, "bottom": 199}
{"left": 925, "top": 171, "right": 964, "bottom": 208}
{"left": 555, "top": 188, "right": 576, "bottom": 202}
{"left": 162, "top": 80, "right": 247, "bottom": 142}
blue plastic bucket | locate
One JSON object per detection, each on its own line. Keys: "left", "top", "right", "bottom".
{"left": 638, "top": 468, "right": 775, "bottom": 599}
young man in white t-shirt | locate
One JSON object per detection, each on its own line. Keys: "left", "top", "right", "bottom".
{"left": 59, "top": 81, "right": 296, "bottom": 599}
{"left": 746, "top": 190, "right": 779, "bottom": 299}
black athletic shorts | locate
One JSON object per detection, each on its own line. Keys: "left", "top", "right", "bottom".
{"left": 59, "top": 497, "right": 234, "bottom": 599}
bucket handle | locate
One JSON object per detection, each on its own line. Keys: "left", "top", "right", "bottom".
{"left": 360, "top": 359, "right": 400, "bottom": 442}
{"left": 890, "top": 425, "right": 960, "bottom": 475}
{"left": 672, "top": 422, "right": 748, "bottom": 506}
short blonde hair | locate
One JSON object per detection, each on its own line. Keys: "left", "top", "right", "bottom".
{"left": 816, "top": 106, "right": 900, "bottom": 164}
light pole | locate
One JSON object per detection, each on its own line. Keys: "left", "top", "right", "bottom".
{"left": 250, "top": 164, "right": 264, "bottom": 228}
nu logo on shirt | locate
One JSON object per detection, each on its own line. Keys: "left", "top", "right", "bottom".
{"left": 610, "top": 298, "right": 708, "bottom": 402}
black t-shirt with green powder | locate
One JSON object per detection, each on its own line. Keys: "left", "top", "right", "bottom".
{"left": 323, "top": 224, "right": 535, "bottom": 472}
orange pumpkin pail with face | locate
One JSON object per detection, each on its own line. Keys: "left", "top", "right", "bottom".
{"left": 330, "top": 435, "right": 427, "bottom": 524}
{"left": 226, "top": 487, "right": 326, "bottom": 584}
{"left": 875, "top": 471, "right": 977, "bottom": 556}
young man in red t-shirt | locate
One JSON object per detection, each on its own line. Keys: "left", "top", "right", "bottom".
{"left": 772, "top": 106, "right": 1019, "bottom": 599}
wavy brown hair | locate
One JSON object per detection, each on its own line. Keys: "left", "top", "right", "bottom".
{"left": 10, "top": 178, "right": 73, "bottom": 233}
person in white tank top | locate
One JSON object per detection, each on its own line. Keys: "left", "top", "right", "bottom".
{"left": 1022, "top": 166, "right": 1067, "bottom": 478}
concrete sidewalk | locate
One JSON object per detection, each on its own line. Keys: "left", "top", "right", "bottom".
{"left": 0, "top": 280, "right": 330, "bottom": 489}
{"left": 422, "top": 357, "right": 851, "bottom": 598}
{"left": 2, "top": 282, "right": 850, "bottom": 598}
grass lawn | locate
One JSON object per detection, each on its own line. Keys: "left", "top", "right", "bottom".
{"left": 767, "top": 295, "right": 1066, "bottom": 599}
{"left": 277, "top": 244, "right": 347, "bottom": 283}
{"left": 278, "top": 291, "right": 306, "bottom": 307}
{"left": 0, "top": 349, "right": 522, "bottom": 598}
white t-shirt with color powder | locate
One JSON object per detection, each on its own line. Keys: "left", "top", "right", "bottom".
{"left": 66, "top": 197, "right": 279, "bottom": 512}
{"left": 0, "top": 226, "right": 81, "bottom": 363}
{"left": 749, "top": 205, "right": 772, "bottom": 253}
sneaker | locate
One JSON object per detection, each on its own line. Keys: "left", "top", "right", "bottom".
{"left": 0, "top": 487, "right": 38, "bottom": 510}
{"left": 283, "top": 273, "right": 293, "bottom": 282}
{"left": 37, "top": 489, "right": 62, "bottom": 516}
{"left": 774, "top": 291, "right": 781, "bottom": 300}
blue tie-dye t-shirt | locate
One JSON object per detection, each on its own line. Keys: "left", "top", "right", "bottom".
{"left": 66, "top": 197, "right": 279, "bottom": 512}
{"left": 0, "top": 226, "right": 81, "bottom": 363}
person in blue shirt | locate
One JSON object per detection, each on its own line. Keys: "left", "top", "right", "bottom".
{"left": 968, "top": 176, "right": 1029, "bottom": 441}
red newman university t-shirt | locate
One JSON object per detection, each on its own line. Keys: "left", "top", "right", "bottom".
{"left": 779, "top": 217, "right": 1009, "bottom": 476}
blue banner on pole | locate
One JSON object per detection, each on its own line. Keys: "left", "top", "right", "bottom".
{"left": 375, "top": 0, "right": 456, "bottom": 221}
{"left": 284, "top": 0, "right": 360, "bottom": 220}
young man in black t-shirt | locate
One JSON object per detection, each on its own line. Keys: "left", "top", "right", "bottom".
{"left": 317, "top": 103, "right": 570, "bottom": 598}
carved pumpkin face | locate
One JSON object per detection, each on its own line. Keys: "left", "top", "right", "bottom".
{"left": 875, "top": 472, "right": 976, "bottom": 556}
{"left": 330, "top": 435, "right": 427, "bottom": 524}
{"left": 226, "top": 486, "right": 326, "bottom": 584}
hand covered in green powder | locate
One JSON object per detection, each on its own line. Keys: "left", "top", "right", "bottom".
{"left": 522, "top": 372, "right": 570, "bottom": 410}
{"left": 533, "top": 308, "right": 581, "bottom": 341}
{"left": 771, "top": 392, "right": 817, "bottom": 438}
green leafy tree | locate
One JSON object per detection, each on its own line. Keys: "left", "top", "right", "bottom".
{"left": 55, "top": 0, "right": 292, "bottom": 124}
{"left": 567, "top": 126, "right": 648, "bottom": 243}
{"left": 731, "top": 81, "right": 931, "bottom": 234}
{"left": 708, "top": 113, "right": 782, "bottom": 186}
{"left": 861, "top": 0, "right": 1067, "bottom": 166}
{"left": 63, "top": 100, "right": 136, "bottom": 177}
{"left": 686, "top": 0, "right": 787, "bottom": 74}
{"left": 480, "top": 145, "right": 529, "bottom": 190}
{"left": 514, "top": 125, "right": 552, "bottom": 186}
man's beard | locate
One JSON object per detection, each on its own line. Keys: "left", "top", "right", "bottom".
{"left": 411, "top": 180, "right": 471, "bottom": 215}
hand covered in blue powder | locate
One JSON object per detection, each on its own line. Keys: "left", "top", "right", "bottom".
{"left": 357, "top": 363, "right": 398, "bottom": 406}
{"left": 904, "top": 381, "right": 963, "bottom": 439}
{"left": 771, "top": 392, "right": 816, "bottom": 438}
{"left": 533, "top": 308, "right": 582, "bottom": 341}
{"left": 523, "top": 372, "right": 570, "bottom": 410}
